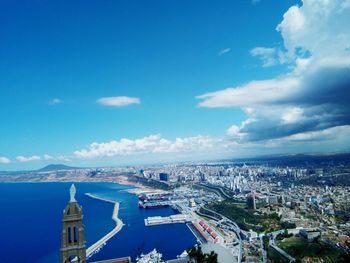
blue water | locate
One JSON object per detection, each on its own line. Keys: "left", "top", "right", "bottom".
{"left": 0, "top": 183, "right": 196, "bottom": 263}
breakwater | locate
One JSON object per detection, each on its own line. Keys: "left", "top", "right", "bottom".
{"left": 85, "top": 193, "right": 124, "bottom": 258}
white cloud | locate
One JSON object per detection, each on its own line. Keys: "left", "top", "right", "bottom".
{"left": 74, "top": 134, "right": 221, "bottom": 159}
{"left": 43, "top": 154, "right": 54, "bottom": 161}
{"left": 97, "top": 96, "right": 141, "bottom": 107}
{"left": 197, "top": 76, "right": 299, "bottom": 108}
{"left": 49, "top": 98, "right": 61, "bottom": 105}
{"left": 218, "top": 48, "right": 231, "bottom": 56}
{"left": 277, "top": 0, "right": 350, "bottom": 60}
{"left": 197, "top": 0, "right": 350, "bottom": 147}
{"left": 250, "top": 47, "right": 279, "bottom": 67}
{"left": 16, "top": 155, "right": 41, "bottom": 162}
{"left": 281, "top": 107, "right": 304, "bottom": 124}
{"left": 57, "top": 155, "right": 70, "bottom": 162}
{"left": 284, "top": 125, "right": 350, "bottom": 142}
{"left": 0, "top": 157, "right": 11, "bottom": 164}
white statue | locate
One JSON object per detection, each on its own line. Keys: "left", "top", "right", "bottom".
{"left": 70, "top": 184, "right": 77, "bottom": 202}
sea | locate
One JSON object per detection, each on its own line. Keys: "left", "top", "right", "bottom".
{"left": 0, "top": 182, "right": 197, "bottom": 263}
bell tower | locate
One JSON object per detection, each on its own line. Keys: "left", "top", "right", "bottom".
{"left": 60, "top": 184, "right": 86, "bottom": 263}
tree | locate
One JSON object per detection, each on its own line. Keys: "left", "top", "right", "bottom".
{"left": 187, "top": 245, "right": 218, "bottom": 263}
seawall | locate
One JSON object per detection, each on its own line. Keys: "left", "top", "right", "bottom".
{"left": 85, "top": 193, "right": 124, "bottom": 258}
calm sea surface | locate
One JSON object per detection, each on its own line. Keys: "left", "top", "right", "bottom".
{"left": 0, "top": 183, "right": 196, "bottom": 263}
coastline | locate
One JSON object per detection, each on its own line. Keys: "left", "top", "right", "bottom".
{"left": 114, "top": 175, "right": 166, "bottom": 195}
{"left": 0, "top": 174, "right": 165, "bottom": 196}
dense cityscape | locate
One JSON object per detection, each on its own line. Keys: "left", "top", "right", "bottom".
{"left": 1, "top": 0, "right": 350, "bottom": 262}
{"left": 1, "top": 153, "right": 349, "bottom": 262}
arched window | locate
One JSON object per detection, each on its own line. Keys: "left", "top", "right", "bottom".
{"left": 73, "top": 226, "right": 78, "bottom": 242}
{"left": 68, "top": 227, "right": 72, "bottom": 243}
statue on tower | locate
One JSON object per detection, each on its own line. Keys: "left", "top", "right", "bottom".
{"left": 70, "top": 184, "right": 77, "bottom": 203}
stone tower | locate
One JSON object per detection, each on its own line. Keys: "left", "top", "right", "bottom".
{"left": 60, "top": 184, "right": 86, "bottom": 263}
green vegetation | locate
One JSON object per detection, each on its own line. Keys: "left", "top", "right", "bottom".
{"left": 128, "top": 176, "right": 172, "bottom": 190}
{"left": 187, "top": 245, "right": 218, "bottom": 263}
{"left": 303, "top": 212, "right": 318, "bottom": 221}
{"left": 193, "top": 184, "right": 227, "bottom": 199}
{"left": 276, "top": 230, "right": 293, "bottom": 241}
{"left": 280, "top": 221, "right": 296, "bottom": 229}
{"left": 262, "top": 235, "right": 270, "bottom": 250}
{"left": 277, "top": 237, "right": 349, "bottom": 262}
{"left": 267, "top": 246, "right": 288, "bottom": 263}
{"left": 207, "top": 199, "right": 283, "bottom": 233}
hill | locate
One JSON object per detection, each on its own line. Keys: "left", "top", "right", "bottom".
{"left": 37, "top": 164, "right": 79, "bottom": 172}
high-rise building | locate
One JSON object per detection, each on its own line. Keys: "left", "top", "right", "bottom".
{"left": 61, "top": 184, "right": 86, "bottom": 263}
{"left": 246, "top": 194, "right": 256, "bottom": 210}
{"left": 159, "top": 172, "right": 169, "bottom": 181}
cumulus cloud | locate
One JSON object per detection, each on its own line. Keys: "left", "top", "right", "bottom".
{"left": 277, "top": 0, "right": 350, "bottom": 60}
{"left": 97, "top": 96, "right": 140, "bottom": 107}
{"left": 16, "top": 155, "right": 41, "bottom": 162}
{"left": 49, "top": 98, "right": 61, "bottom": 105}
{"left": 74, "top": 134, "right": 221, "bottom": 159}
{"left": 197, "top": 0, "right": 350, "bottom": 145}
{"left": 0, "top": 157, "right": 11, "bottom": 164}
{"left": 218, "top": 48, "right": 231, "bottom": 56}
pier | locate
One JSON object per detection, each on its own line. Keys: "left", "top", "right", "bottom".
{"left": 144, "top": 214, "right": 189, "bottom": 226}
{"left": 85, "top": 193, "right": 124, "bottom": 258}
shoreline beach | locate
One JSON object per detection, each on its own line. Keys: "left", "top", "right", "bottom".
{"left": 114, "top": 175, "right": 166, "bottom": 195}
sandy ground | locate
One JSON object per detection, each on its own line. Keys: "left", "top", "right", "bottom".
{"left": 115, "top": 175, "right": 166, "bottom": 195}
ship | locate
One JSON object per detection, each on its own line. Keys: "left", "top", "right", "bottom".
{"left": 145, "top": 203, "right": 169, "bottom": 209}
{"left": 136, "top": 249, "right": 164, "bottom": 263}
{"left": 138, "top": 194, "right": 147, "bottom": 201}
{"left": 138, "top": 201, "right": 169, "bottom": 209}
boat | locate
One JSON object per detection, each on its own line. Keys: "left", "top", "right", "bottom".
{"left": 145, "top": 204, "right": 168, "bottom": 209}
{"left": 136, "top": 248, "right": 164, "bottom": 263}
{"left": 138, "top": 201, "right": 169, "bottom": 209}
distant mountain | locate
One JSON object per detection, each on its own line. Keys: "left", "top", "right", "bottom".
{"left": 228, "top": 152, "right": 350, "bottom": 166}
{"left": 37, "top": 164, "right": 79, "bottom": 172}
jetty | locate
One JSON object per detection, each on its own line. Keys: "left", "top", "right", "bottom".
{"left": 85, "top": 193, "right": 124, "bottom": 258}
{"left": 85, "top": 193, "right": 116, "bottom": 204}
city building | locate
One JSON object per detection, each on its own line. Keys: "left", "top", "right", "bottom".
{"left": 300, "top": 229, "right": 321, "bottom": 242}
{"left": 159, "top": 173, "right": 169, "bottom": 181}
{"left": 246, "top": 194, "right": 256, "bottom": 210}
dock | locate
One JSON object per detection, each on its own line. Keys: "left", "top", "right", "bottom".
{"left": 85, "top": 194, "right": 124, "bottom": 258}
{"left": 144, "top": 214, "right": 189, "bottom": 226}
{"left": 186, "top": 222, "right": 207, "bottom": 244}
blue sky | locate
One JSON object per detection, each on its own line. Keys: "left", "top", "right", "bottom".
{"left": 1, "top": 0, "right": 350, "bottom": 170}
